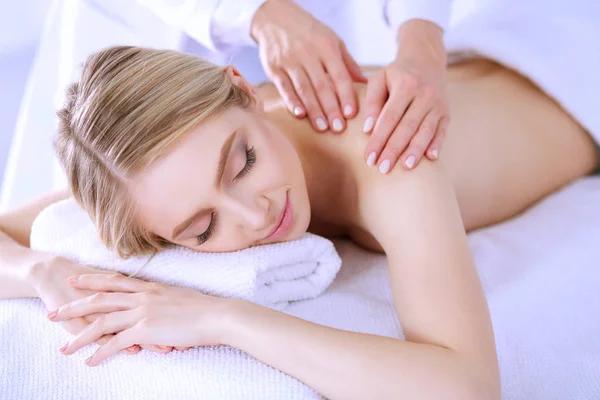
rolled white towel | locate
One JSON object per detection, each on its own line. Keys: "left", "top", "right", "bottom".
{"left": 30, "top": 198, "right": 342, "bottom": 310}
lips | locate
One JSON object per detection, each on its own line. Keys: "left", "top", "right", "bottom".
{"left": 262, "top": 191, "right": 293, "bottom": 242}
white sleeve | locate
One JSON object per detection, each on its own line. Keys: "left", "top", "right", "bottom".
{"left": 136, "top": 0, "right": 266, "bottom": 52}
{"left": 382, "top": 0, "right": 453, "bottom": 33}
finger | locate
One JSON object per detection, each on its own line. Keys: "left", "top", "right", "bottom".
{"left": 426, "top": 115, "right": 450, "bottom": 160}
{"left": 364, "top": 91, "right": 413, "bottom": 168}
{"left": 86, "top": 328, "right": 141, "bottom": 367}
{"left": 175, "top": 346, "right": 192, "bottom": 351}
{"left": 362, "top": 71, "right": 388, "bottom": 136}
{"left": 341, "top": 43, "right": 368, "bottom": 83}
{"left": 142, "top": 344, "right": 174, "bottom": 354}
{"left": 287, "top": 68, "right": 328, "bottom": 132}
{"left": 399, "top": 112, "right": 440, "bottom": 170}
{"left": 325, "top": 50, "right": 358, "bottom": 119}
{"left": 375, "top": 95, "right": 430, "bottom": 174}
{"left": 304, "top": 60, "right": 345, "bottom": 132}
{"left": 68, "top": 273, "right": 151, "bottom": 293}
{"left": 272, "top": 72, "right": 306, "bottom": 118}
{"left": 50, "top": 292, "right": 139, "bottom": 321}
{"left": 60, "top": 310, "right": 136, "bottom": 355}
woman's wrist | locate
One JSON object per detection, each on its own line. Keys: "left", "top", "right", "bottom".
{"left": 25, "top": 253, "right": 60, "bottom": 297}
{"left": 216, "top": 298, "right": 260, "bottom": 347}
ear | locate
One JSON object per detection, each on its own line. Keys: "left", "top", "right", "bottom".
{"left": 225, "top": 66, "right": 263, "bottom": 110}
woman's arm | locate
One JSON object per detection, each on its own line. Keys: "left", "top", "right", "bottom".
{"left": 225, "top": 160, "right": 499, "bottom": 399}
{"left": 0, "top": 189, "right": 71, "bottom": 298}
{"left": 52, "top": 160, "right": 500, "bottom": 399}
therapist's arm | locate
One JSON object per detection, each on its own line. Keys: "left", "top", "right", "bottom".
{"left": 363, "top": 0, "right": 452, "bottom": 173}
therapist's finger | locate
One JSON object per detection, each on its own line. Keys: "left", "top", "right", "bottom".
{"left": 288, "top": 68, "right": 328, "bottom": 132}
{"left": 375, "top": 94, "right": 428, "bottom": 173}
{"left": 341, "top": 42, "right": 368, "bottom": 84}
{"left": 272, "top": 71, "right": 306, "bottom": 118}
{"left": 426, "top": 116, "right": 450, "bottom": 160}
{"left": 325, "top": 49, "right": 358, "bottom": 119}
{"left": 304, "top": 60, "right": 345, "bottom": 133}
{"left": 362, "top": 71, "right": 388, "bottom": 137}
{"left": 399, "top": 112, "right": 439, "bottom": 170}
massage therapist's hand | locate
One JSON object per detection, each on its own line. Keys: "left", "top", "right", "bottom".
{"left": 363, "top": 19, "right": 449, "bottom": 173}
{"left": 47, "top": 273, "right": 230, "bottom": 366}
{"left": 251, "top": 0, "right": 367, "bottom": 133}
{"left": 31, "top": 257, "right": 174, "bottom": 355}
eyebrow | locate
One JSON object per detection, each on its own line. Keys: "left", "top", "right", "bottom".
{"left": 171, "top": 129, "right": 238, "bottom": 240}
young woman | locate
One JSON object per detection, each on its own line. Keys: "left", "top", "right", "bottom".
{"left": 0, "top": 46, "right": 597, "bottom": 400}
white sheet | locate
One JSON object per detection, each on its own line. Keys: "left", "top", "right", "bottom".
{"left": 1, "top": 177, "right": 599, "bottom": 399}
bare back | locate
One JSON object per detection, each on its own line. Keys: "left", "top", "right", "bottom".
{"left": 259, "top": 59, "right": 598, "bottom": 251}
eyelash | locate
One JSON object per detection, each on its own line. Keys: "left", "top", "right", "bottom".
{"left": 196, "top": 212, "right": 217, "bottom": 246}
{"left": 196, "top": 145, "right": 256, "bottom": 246}
{"left": 234, "top": 145, "right": 256, "bottom": 181}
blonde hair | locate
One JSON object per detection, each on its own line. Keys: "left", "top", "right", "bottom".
{"left": 54, "top": 46, "right": 253, "bottom": 258}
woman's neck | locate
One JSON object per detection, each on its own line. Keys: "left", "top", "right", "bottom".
{"left": 262, "top": 97, "right": 361, "bottom": 236}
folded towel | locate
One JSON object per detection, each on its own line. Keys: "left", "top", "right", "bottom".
{"left": 30, "top": 198, "right": 342, "bottom": 310}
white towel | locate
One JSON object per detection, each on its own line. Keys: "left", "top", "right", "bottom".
{"left": 29, "top": 198, "right": 342, "bottom": 310}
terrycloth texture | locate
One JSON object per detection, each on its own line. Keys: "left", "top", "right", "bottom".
{"left": 2, "top": 177, "right": 600, "bottom": 399}
{"left": 29, "top": 198, "right": 342, "bottom": 310}
{"left": 445, "top": 0, "right": 600, "bottom": 144}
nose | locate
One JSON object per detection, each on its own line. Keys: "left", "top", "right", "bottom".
{"left": 221, "top": 193, "right": 270, "bottom": 232}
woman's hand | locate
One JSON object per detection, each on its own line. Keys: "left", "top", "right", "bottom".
{"left": 30, "top": 257, "right": 174, "bottom": 355}
{"left": 47, "top": 273, "right": 232, "bottom": 366}
{"left": 363, "top": 20, "right": 449, "bottom": 173}
{"left": 251, "top": 0, "right": 366, "bottom": 133}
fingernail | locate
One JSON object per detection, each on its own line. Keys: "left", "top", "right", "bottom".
{"left": 67, "top": 276, "right": 79, "bottom": 284}
{"left": 405, "top": 155, "right": 416, "bottom": 169}
{"left": 157, "top": 345, "right": 167, "bottom": 350}
{"left": 332, "top": 118, "right": 343, "bottom": 132}
{"left": 344, "top": 104, "right": 353, "bottom": 117}
{"left": 366, "top": 152, "right": 377, "bottom": 167}
{"left": 431, "top": 148, "right": 439, "bottom": 159}
{"left": 379, "top": 160, "right": 391, "bottom": 174}
{"left": 59, "top": 343, "right": 68, "bottom": 353}
{"left": 85, "top": 356, "right": 93, "bottom": 366}
{"left": 316, "top": 117, "right": 327, "bottom": 131}
{"left": 293, "top": 106, "right": 304, "bottom": 116}
{"left": 363, "top": 116, "right": 374, "bottom": 133}
{"left": 47, "top": 310, "right": 58, "bottom": 320}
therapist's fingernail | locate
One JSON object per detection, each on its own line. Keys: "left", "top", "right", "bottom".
{"left": 85, "top": 356, "right": 93, "bottom": 366}
{"left": 363, "top": 116, "right": 374, "bottom": 133}
{"left": 405, "top": 155, "right": 416, "bottom": 169}
{"left": 293, "top": 106, "right": 304, "bottom": 116}
{"left": 431, "top": 149, "right": 439, "bottom": 159}
{"left": 59, "top": 343, "right": 68, "bottom": 353}
{"left": 344, "top": 105, "right": 353, "bottom": 116}
{"left": 316, "top": 117, "right": 327, "bottom": 131}
{"left": 379, "top": 160, "right": 391, "bottom": 174}
{"left": 67, "top": 276, "right": 79, "bottom": 284}
{"left": 47, "top": 310, "right": 58, "bottom": 320}
{"left": 332, "top": 118, "right": 343, "bottom": 132}
{"left": 366, "top": 152, "right": 377, "bottom": 167}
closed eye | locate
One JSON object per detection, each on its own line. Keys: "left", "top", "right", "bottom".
{"left": 234, "top": 145, "right": 256, "bottom": 181}
{"left": 196, "top": 212, "right": 217, "bottom": 246}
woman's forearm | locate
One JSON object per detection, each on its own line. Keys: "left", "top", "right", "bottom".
{"left": 222, "top": 300, "right": 497, "bottom": 400}
{"left": 0, "top": 229, "right": 47, "bottom": 298}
